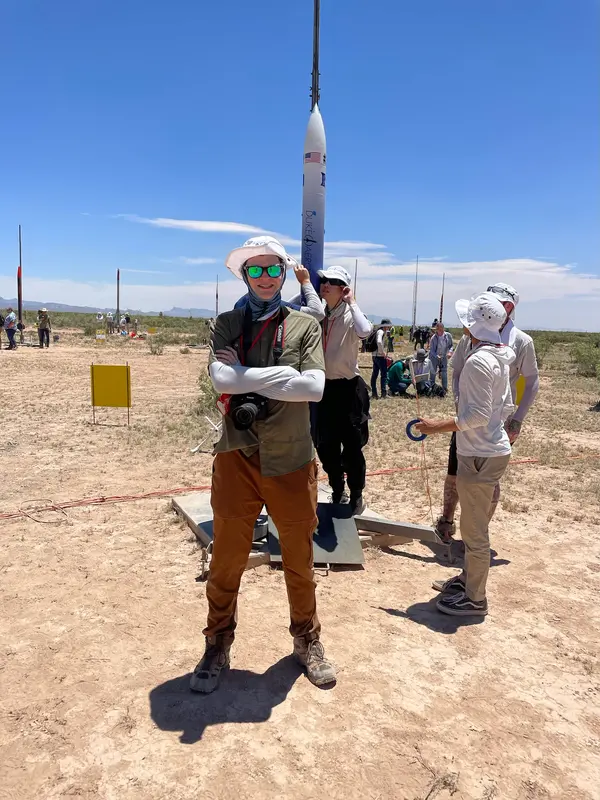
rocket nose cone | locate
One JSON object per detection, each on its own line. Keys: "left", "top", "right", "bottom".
{"left": 305, "top": 105, "right": 326, "bottom": 150}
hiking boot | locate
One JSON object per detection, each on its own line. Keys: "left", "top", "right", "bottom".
{"left": 350, "top": 493, "right": 366, "bottom": 515}
{"left": 189, "top": 638, "right": 231, "bottom": 693}
{"left": 432, "top": 574, "right": 466, "bottom": 594}
{"left": 436, "top": 591, "right": 488, "bottom": 617}
{"left": 293, "top": 638, "right": 336, "bottom": 687}
{"left": 435, "top": 515, "right": 456, "bottom": 543}
{"left": 331, "top": 490, "right": 350, "bottom": 505}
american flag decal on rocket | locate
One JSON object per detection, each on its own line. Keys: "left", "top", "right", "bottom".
{"left": 304, "top": 152, "right": 322, "bottom": 163}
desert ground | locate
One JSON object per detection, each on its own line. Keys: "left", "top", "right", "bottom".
{"left": 1, "top": 330, "right": 599, "bottom": 800}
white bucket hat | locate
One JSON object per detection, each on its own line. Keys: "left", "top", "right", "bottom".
{"left": 225, "top": 236, "right": 298, "bottom": 280}
{"left": 317, "top": 265, "right": 352, "bottom": 286}
{"left": 487, "top": 282, "right": 519, "bottom": 319}
{"left": 455, "top": 291, "right": 507, "bottom": 344}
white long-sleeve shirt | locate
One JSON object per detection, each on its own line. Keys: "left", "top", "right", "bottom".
{"left": 500, "top": 320, "right": 540, "bottom": 423}
{"left": 455, "top": 344, "right": 515, "bottom": 458}
{"left": 286, "top": 282, "right": 326, "bottom": 322}
{"left": 322, "top": 301, "right": 372, "bottom": 379}
{"left": 209, "top": 362, "right": 324, "bottom": 403}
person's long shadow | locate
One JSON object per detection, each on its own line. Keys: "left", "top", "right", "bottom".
{"left": 381, "top": 542, "right": 510, "bottom": 571}
{"left": 149, "top": 655, "right": 303, "bottom": 744}
{"left": 377, "top": 598, "right": 485, "bottom": 634}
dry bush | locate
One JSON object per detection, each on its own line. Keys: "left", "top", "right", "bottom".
{"left": 148, "top": 337, "right": 165, "bottom": 356}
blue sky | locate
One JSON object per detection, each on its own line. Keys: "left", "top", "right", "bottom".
{"left": 1, "top": 0, "right": 598, "bottom": 328}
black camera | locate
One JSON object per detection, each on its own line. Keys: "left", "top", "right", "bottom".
{"left": 228, "top": 393, "right": 269, "bottom": 431}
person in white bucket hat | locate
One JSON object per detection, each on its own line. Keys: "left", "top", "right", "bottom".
{"left": 414, "top": 292, "right": 515, "bottom": 617}
{"left": 231, "top": 236, "right": 325, "bottom": 322}
{"left": 190, "top": 235, "right": 336, "bottom": 693}
{"left": 435, "top": 281, "right": 539, "bottom": 543}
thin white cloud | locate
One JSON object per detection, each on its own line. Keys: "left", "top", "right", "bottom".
{"left": 177, "top": 257, "right": 219, "bottom": 265}
{"left": 120, "top": 268, "right": 169, "bottom": 275}
{"left": 119, "top": 214, "right": 300, "bottom": 247}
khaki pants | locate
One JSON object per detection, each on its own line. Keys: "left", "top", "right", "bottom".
{"left": 456, "top": 454, "right": 510, "bottom": 602}
{"left": 204, "top": 450, "right": 320, "bottom": 645}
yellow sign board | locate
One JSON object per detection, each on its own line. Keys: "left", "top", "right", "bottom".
{"left": 147, "top": 327, "right": 158, "bottom": 334}
{"left": 90, "top": 364, "right": 131, "bottom": 408}
{"left": 96, "top": 329, "right": 106, "bottom": 341}
{"left": 515, "top": 374, "right": 526, "bottom": 405}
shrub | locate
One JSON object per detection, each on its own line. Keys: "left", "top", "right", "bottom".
{"left": 148, "top": 336, "right": 165, "bottom": 355}
{"left": 571, "top": 343, "right": 600, "bottom": 378}
{"left": 193, "top": 372, "right": 219, "bottom": 416}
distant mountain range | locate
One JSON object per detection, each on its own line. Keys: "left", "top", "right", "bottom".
{"left": 1, "top": 296, "right": 413, "bottom": 324}
{"left": 0, "top": 297, "right": 215, "bottom": 318}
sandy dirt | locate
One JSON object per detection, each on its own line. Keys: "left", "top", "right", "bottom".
{"left": 1, "top": 335, "right": 600, "bottom": 800}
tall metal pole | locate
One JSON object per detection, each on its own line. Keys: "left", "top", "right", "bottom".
{"left": 411, "top": 255, "right": 419, "bottom": 330}
{"left": 215, "top": 275, "right": 219, "bottom": 317}
{"left": 439, "top": 272, "right": 445, "bottom": 324}
{"left": 17, "top": 225, "right": 24, "bottom": 343}
{"left": 311, "top": 0, "right": 320, "bottom": 109}
{"left": 116, "top": 269, "right": 120, "bottom": 327}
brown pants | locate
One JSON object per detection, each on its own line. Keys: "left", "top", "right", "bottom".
{"left": 456, "top": 453, "right": 511, "bottom": 602}
{"left": 204, "top": 450, "right": 320, "bottom": 645}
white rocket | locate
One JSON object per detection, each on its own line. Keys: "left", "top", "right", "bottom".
{"left": 301, "top": 0, "right": 326, "bottom": 290}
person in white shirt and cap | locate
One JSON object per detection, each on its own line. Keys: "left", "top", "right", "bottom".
{"left": 435, "top": 282, "right": 539, "bottom": 541}
{"left": 371, "top": 318, "right": 393, "bottom": 399}
{"left": 415, "top": 292, "right": 515, "bottom": 617}
{"left": 316, "top": 265, "right": 372, "bottom": 515}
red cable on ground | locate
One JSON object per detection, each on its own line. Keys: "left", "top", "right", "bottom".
{"left": 1, "top": 453, "right": 598, "bottom": 522}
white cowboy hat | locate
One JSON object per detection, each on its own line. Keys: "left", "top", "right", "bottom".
{"left": 225, "top": 236, "right": 298, "bottom": 281}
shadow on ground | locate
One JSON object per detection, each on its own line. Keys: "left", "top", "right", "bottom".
{"left": 382, "top": 542, "right": 510, "bottom": 571}
{"left": 377, "top": 598, "right": 486, "bottom": 634}
{"left": 149, "top": 655, "right": 303, "bottom": 744}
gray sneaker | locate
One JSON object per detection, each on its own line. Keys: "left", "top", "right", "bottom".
{"left": 190, "top": 639, "right": 231, "bottom": 693}
{"left": 293, "top": 638, "right": 336, "bottom": 687}
{"left": 432, "top": 574, "right": 466, "bottom": 594}
{"left": 436, "top": 591, "right": 488, "bottom": 617}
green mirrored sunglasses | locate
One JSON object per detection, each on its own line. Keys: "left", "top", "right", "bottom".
{"left": 245, "top": 264, "right": 284, "bottom": 279}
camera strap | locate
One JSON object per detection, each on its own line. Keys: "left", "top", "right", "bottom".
{"left": 240, "top": 305, "right": 286, "bottom": 366}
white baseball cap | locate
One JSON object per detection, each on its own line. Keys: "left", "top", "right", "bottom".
{"left": 455, "top": 292, "right": 507, "bottom": 344}
{"left": 225, "top": 236, "right": 298, "bottom": 280}
{"left": 317, "top": 265, "right": 352, "bottom": 286}
{"left": 487, "top": 282, "right": 519, "bottom": 319}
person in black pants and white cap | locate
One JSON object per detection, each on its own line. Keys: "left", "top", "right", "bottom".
{"left": 316, "top": 265, "right": 372, "bottom": 515}
{"left": 371, "top": 319, "right": 392, "bottom": 399}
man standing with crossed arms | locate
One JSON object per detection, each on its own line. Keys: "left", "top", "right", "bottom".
{"left": 190, "top": 236, "right": 335, "bottom": 694}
